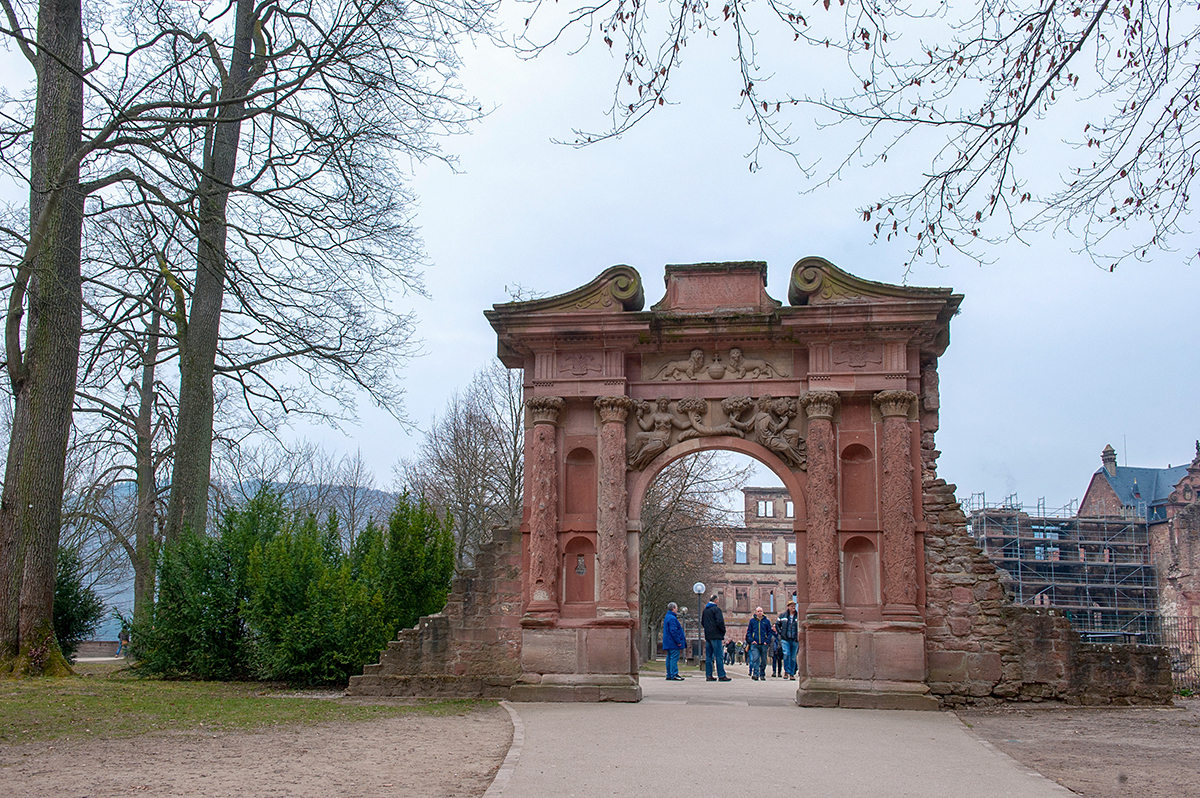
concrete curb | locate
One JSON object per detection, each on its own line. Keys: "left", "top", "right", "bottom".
{"left": 481, "top": 701, "right": 525, "bottom": 798}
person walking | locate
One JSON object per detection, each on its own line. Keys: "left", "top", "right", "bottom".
{"left": 745, "top": 606, "right": 773, "bottom": 681}
{"left": 662, "top": 602, "right": 687, "bottom": 681}
{"left": 777, "top": 599, "right": 800, "bottom": 680}
{"left": 701, "top": 594, "right": 731, "bottom": 682}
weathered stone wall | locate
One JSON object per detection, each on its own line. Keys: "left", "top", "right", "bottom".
{"left": 347, "top": 524, "right": 524, "bottom": 698}
{"left": 920, "top": 415, "right": 1174, "bottom": 706}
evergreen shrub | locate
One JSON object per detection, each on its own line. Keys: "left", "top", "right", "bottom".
{"left": 133, "top": 487, "right": 454, "bottom": 685}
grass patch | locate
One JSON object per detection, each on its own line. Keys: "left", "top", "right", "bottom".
{"left": 0, "top": 661, "right": 492, "bottom": 744}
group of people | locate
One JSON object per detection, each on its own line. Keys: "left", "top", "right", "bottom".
{"left": 661, "top": 595, "right": 800, "bottom": 681}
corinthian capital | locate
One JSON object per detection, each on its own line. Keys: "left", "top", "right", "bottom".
{"left": 595, "top": 395, "right": 634, "bottom": 424}
{"left": 800, "top": 390, "right": 840, "bottom": 421}
{"left": 526, "top": 396, "right": 565, "bottom": 426}
{"left": 873, "top": 390, "right": 918, "bottom": 419}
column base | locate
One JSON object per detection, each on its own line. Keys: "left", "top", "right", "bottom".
{"left": 805, "top": 602, "right": 845, "bottom": 622}
{"left": 511, "top": 673, "right": 642, "bottom": 703}
{"left": 796, "top": 677, "right": 938, "bottom": 710}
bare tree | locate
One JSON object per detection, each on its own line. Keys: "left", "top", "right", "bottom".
{"left": 516, "top": 0, "right": 1199, "bottom": 268}
{"left": 638, "top": 450, "right": 754, "bottom": 661}
{"left": 0, "top": 0, "right": 494, "bottom": 669}
{"left": 397, "top": 362, "right": 524, "bottom": 570}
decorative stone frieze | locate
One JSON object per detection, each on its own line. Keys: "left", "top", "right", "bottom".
{"left": 648, "top": 347, "right": 790, "bottom": 381}
{"left": 625, "top": 395, "right": 808, "bottom": 471}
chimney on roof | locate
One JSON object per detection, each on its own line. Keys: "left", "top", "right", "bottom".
{"left": 1102, "top": 444, "right": 1118, "bottom": 477}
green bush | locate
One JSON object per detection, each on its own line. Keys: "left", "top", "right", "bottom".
{"left": 134, "top": 488, "right": 455, "bottom": 685}
{"left": 54, "top": 548, "right": 107, "bottom": 661}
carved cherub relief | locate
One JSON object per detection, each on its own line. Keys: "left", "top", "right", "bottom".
{"left": 627, "top": 397, "right": 693, "bottom": 469}
{"left": 625, "top": 394, "right": 808, "bottom": 471}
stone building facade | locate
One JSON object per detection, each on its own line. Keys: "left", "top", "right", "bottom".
{"left": 707, "top": 488, "right": 800, "bottom": 633}
{"left": 1079, "top": 443, "right": 1200, "bottom": 620}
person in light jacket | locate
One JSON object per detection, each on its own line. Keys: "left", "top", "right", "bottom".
{"left": 662, "top": 603, "right": 687, "bottom": 681}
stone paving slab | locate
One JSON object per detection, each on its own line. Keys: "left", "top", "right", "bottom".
{"left": 496, "top": 672, "right": 1072, "bottom": 798}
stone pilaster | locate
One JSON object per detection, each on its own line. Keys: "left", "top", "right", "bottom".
{"left": 525, "top": 396, "right": 564, "bottom": 621}
{"left": 874, "top": 390, "right": 921, "bottom": 622}
{"left": 595, "top": 396, "right": 633, "bottom": 619}
{"left": 800, "top": 390, "right": 841, "bottom": 620}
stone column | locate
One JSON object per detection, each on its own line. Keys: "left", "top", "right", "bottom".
{"left": 595, "top": 396, "right": 633, "bottom": 618}
{"left": 525, "top": 396, "right": 564, "bottom": 620}
{"left": 874, "top": 390, "right": 921, "bottom": 621}
{"left": 800, "top": 391, "right": 842, "bottom": 621}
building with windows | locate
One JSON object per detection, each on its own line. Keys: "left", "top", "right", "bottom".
{"left": 708, "top": 487, "right": 799, "bottom": 632}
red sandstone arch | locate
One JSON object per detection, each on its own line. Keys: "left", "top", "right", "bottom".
{"left": 485, "top": 259, "right": 960, "bottom": 706}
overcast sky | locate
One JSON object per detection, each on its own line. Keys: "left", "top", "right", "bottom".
{"left": 290, "top": 16, "right": 1200, "bottom": 514}
{"left": 2, "top": 9, "right": 1195, "bottom": 514}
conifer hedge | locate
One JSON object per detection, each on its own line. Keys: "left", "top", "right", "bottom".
{"left": 131, "top": 488, "right": 454, "bottom": 685}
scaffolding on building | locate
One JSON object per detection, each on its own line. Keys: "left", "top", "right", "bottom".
{"left": 965, "top": 495, "right": 1157, "bottom": 642}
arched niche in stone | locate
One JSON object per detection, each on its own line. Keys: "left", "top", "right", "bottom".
{"left": 564, "top": 447, "right": 598, "bottom": 523}
{"left": 842, "top": 534, "right": 881, "bottom": 622}
{"left": 562, "top": 535, "right": 597, "bottom": 614}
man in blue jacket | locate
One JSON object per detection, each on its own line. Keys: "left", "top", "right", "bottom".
{"left": 662, "top": 602, "right": 687, "bottom": 681}
{"left": 745, "top": 606, "right": 774, "bottom": 681}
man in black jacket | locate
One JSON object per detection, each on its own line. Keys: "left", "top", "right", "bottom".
{"left": 701, "top": 595, "right": 732, "bottom": 681}
{"left": 777, "top": 599, "right": 800, "bottom": 680}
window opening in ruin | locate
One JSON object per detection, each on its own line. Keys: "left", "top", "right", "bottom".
{"left": 785, "top": 500, "right": 794, "bottom": 518}
{"left": 787, "top": 541, "right": 796, "bottom": 565}
{"left": 713, "top": 541, "right": 724, "bottom": 564}
{"left": 736, "top": 541, "right": 748, "bottom": 564}
{"left": 761, "top": 541, "right": 773, "bottom": 565}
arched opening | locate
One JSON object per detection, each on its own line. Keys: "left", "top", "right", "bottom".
{"left": 632, "top": 442, "right": 805, "bottom": 672}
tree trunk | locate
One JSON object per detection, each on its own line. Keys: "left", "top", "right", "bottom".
{"left": 0, "top": 0, "right": 84, "bottom": 675}
{"left": 131, "top": 287, "right": 162, "bottom": 621}
{"left": 164, "top": 0, "right": 258, "bottom": 543}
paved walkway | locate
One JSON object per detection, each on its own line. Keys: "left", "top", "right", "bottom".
{"left": 491, "top": 670, "right": 1072, "bottom": 798}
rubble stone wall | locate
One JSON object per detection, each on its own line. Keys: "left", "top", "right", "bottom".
{"left": 921, "top": 428, "right": 1173, "bottom": 706}
{"left": 347, "top": 525, "right": 524, "bottom": 699}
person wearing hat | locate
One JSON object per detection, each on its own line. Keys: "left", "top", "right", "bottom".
{"left": 778, "top": 599, "right": 800, "bottom": 680}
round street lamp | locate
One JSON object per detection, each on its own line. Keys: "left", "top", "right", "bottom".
{"left": 693, "top": 581, "right": 705, "bottom": 666}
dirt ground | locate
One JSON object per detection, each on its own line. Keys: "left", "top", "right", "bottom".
{"left": 3, "top": 692, "right": 1197, "bottom": 797}
{"left": 956, "top": 697, "right": 1200, "bottom": 798}
{"left": 0, "top": 697, "right": 512, "bottom": 798}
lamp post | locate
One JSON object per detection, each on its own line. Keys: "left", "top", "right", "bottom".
{"left": 693, "top": 581, "right": 705, "bottom": 667}
{"left": 679, "top": 607, "right": 688, "bottom": 664}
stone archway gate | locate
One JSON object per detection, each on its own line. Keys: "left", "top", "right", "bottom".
{"left": 484, "top": 258, "right": 961, "bottom": 707}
